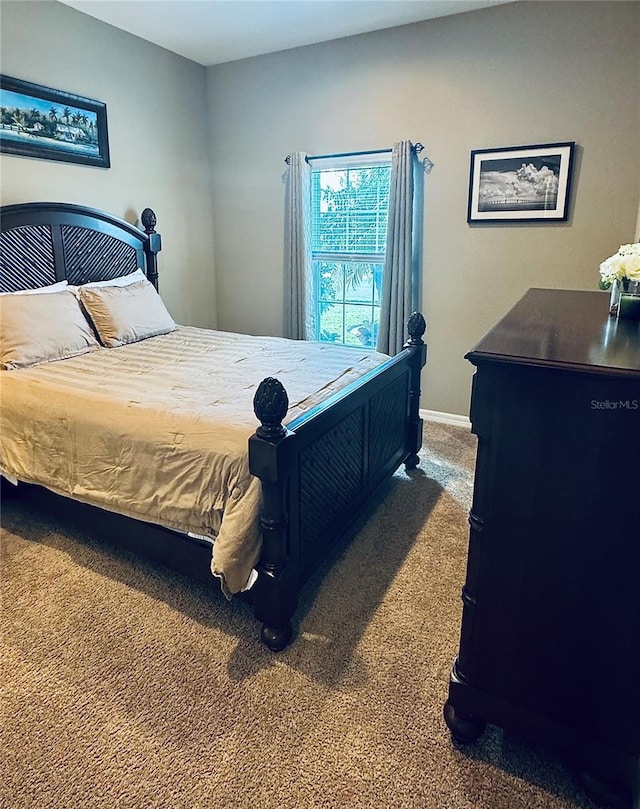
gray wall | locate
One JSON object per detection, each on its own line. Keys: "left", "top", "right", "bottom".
{"left": 0, "top": 0, "right": 217, "bottom": 328}
{"left": 1, "top": 1, "right": 638, "bottom": 415}
{"left": 207, "top": 1, "right": 640, "bottom": 415}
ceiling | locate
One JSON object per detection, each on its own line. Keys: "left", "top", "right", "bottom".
{"left": 58, "top": 0, "right": 513, "bottom": 67}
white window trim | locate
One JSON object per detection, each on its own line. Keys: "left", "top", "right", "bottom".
{"left": 309, "top": 153, "right": 391, "bottom": 170}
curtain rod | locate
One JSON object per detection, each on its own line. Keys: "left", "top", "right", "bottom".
{"left": 285, "top": 143, "right": 424, "bottom": 165}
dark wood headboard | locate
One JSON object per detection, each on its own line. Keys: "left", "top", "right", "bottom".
{"left": 0, "top": 202, "right": 161, "bottom": 293}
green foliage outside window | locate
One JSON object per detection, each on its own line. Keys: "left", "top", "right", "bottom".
{"left": 311, "top": 163, "right": 391, "bottom": 348}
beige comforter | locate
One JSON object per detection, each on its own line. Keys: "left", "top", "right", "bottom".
{"left": 0, "top": 326, "right": 388, "bottom": 595}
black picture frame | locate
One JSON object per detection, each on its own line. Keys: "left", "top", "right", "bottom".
{"left": 467, "top": 141, "right": 575, "bottom": 223}
{"left": 0, "top": 75, "right": 110, "bottom": 169}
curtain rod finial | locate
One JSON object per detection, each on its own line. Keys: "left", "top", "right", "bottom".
{"left": 284, "top": 153, "right": 310, "bottom": 165}
{"left": 413, "top": 142, "right": 435, "bottom": 172}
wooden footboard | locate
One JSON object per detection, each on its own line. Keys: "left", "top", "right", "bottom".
{"left": 249, "top": 313, "right": 427, "bottom": 650}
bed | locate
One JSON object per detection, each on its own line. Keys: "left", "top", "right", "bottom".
{"left": 0, "top": 201, "right": 427, "bottom": 650}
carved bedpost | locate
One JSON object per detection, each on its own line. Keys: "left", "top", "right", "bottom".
{"left": 249, "top": 377, "right": 297, "bottom": 651}
{"left": 141, "top": 208, "right": 162, "bottom": 290}
{"left": 404, "top": 311, "right": 427, "bottom": 469}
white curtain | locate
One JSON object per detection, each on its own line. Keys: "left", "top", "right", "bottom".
{"left": 377, "top": 141, "right": 419, "bottom": 356}
{"left": 283, "top": 152, "right": 314, "bottom": 340}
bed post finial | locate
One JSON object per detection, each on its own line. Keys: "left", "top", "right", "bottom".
{"left": 141, "top": 208, "right": 157, "bottom": 232}
{"left": 141, "top": 207, "right": 161, "bottom": 291}
{"left": 253, "top": 377, "right": 289, "bottom": 439}
{"left": 407, "top": 311, "right": 426, "bottom": 345}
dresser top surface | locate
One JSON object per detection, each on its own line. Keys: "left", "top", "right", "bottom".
{"left": 467, "top": 288, "right": 640, "bottom": 375}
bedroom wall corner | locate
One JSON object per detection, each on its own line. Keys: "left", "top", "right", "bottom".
{"left": 0, "top": 0, "right": 218, "bottom": 329}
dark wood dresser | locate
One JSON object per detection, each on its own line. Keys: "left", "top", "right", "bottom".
{"left": 444, "top": 288, "right": 640, "bottom": 808}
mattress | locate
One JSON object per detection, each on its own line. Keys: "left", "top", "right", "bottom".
{"left": 0, "top": 325, "right": 388, "bottom": 595}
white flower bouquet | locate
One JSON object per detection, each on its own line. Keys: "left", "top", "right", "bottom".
{"left": 598, "top": 242, "right": 640, "bottom": 289}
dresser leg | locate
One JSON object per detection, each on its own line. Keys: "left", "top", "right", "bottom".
{"left": 443, "top": 700, "right": 486, "bottom": 743}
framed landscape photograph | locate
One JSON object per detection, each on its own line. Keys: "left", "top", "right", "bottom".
{"left": 0, "top": 75, "right": 110, "bottom": 168}
{"left": 467, "top": 141, "right": 575, "bottom": 223}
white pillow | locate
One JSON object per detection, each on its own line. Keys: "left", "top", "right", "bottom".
{"left": 79, "top": 279, "right": 176, "bottom": 348}
{"left": 69, "top": 268, "right": 147, "bottom": 294}
{"left": 0, "top": 288, "right": 100, "bottom": 370}
{"left": 0, "top": 280, "right": 68, "bottom": 296}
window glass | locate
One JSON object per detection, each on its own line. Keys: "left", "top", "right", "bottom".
{"left": 311, "top": 160, "right": 390, "bottom": 348}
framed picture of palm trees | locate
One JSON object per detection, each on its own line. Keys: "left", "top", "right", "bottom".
{"left": 0, "top": 75, "right": 110, "bottom": 168}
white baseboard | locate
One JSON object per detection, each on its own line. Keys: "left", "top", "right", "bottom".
{"left": 420, "top": 408, "right": 471, "bottom": 429}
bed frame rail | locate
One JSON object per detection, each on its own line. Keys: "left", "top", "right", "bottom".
{"left": 250, "top": 313, "right": 427, "bottom": 650}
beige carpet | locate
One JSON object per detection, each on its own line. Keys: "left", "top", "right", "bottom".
{"left": 1, "top": 421, "right": 602, "bottom": 809}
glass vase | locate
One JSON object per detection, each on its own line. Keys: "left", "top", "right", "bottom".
{"left": 609, "top": 280, "right": 621, "bottom": 315}
{"left": 611, "top": 278, "right": 640, "bottom": 320}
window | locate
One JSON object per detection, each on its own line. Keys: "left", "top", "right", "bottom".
{"left": 310, "top": 157, "right": 391, "bottom": 349}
